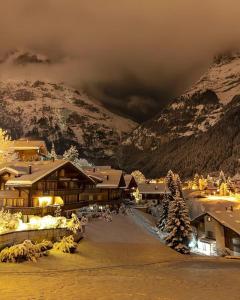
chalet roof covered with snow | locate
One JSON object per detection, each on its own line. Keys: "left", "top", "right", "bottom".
{"left": 10, "top": 139, "right": 47, "bottom": 151}
{"left": 124, "top": 174, "right": 137, "bottom": 189}
{"left": 138, "top": 183, "right": 170, "bottom": 194}
{"left": 86, "top": 169, "right": 126, "bottom": 188}
{"left": 4, "top": 160, "right": 93, "bottom": 187}
{"left": 192, "top": 210, "right": 240, "bottom": 236}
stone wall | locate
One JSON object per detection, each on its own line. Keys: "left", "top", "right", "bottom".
{"left": 0, "top": 228, "right": 82, "bottom": 250}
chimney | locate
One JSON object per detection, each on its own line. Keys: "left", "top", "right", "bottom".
{"left": 28, "top": 165, "right": 32, "bottom": 174}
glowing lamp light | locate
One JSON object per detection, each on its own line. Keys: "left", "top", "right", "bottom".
{"left": 38, "top": 196, "right": 53, "bottom": 207}
{"left": 206, "top": 195, "right": 238, "bottom": 202}
{"left": 54, "top": 196, "right": 64, "bottom": 205}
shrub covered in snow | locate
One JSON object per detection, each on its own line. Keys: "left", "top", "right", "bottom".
{"left": 0, "top": 240, "right": 53, "bottom": 263}
{"left": 67, "top": 213, "right": 82, "bottom": 234}
{"left": 29, "top": 215, "right": 67, "bottom": 230}
{"left": 0, "top": 209, "right": 22, "bottom": 234}
{"left": 53, "top": 235, "right": 77, "bottom": 253}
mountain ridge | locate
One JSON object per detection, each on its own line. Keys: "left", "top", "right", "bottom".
{"left": 121, "top": 53, "right": 240, "bottom": 177}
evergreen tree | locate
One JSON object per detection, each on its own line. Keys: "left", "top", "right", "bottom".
{"left": 63, "top": 145, "right": 79, "bottom": 162}
{"left": 74, "top": 158, "right": 92, "bottom": 167}
{"left": 131, "top": 170, "right": 146, "bottom": 184}
{"left": 165, "top": 192, "right": 192, "bottom": 254}
{"left": 194, "top": 173, "right": 200, "bottom": 189}
{"left": 0, "top": 129, "right": 18, "bottom": 162}
{"left": 226, "top": 177, "right": 234, "bottom": 193}
{"left": 199, "top": 176, "right": 207, "bottom": 191}
{"left": 219, "top": 170, "right": 226, "bottom": 187}
{"left": 206, "top": 174, "right": 212, "bottom": 185}
{"left": 50, "top": 142, "right": 58, "bottom": 160}
{"left": 219, "top": 182, "right": 228, "bottom": 196}
{"left": 157, "top": 193, "right": 170, "bottom": 231}
{"left": 165, "top": 170, "right": 178, "bottom": 197}
{"left": 175, "top": 173, "right": 183, "bottom": 198}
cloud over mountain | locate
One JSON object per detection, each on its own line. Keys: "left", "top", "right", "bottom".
{"left": 1, "top": 0, "right": 240, "bottom": 120}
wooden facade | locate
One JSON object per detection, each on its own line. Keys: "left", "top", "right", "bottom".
{"left": 192, "top": 213, "right": 240, "bottom": 255}
{"left": 0, "top": 161, "right": 125, "bottom": 216}
{"left": 10, "top": 140, "right": 48, "bottom": 161}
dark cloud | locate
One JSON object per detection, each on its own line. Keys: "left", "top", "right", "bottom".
{"left": 1, "top": 0, "right": 240, "bottom": 121}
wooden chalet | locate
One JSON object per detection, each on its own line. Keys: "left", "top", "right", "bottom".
{"left": 137, "top": 182, "right": 170, "bottom": 203}
{"left": 123, "top": 174, "right": 138, "bottom": 199}
{"left": 0, "top": 160, "right": 97, "bottom": 217}
{"left": 85, "top": 167, "right": 126, "bottom": 203}
{"left": 10, "top": 139, "right": 48, "bottom": 161}
{"left": 204, "top": 183, "right": 218, "bottom": 195}
{"left": 192, "top": 210, "right": 240, "bottom": 256}
{"left": 0, "top": 161, "right": 127, "bottom": 217}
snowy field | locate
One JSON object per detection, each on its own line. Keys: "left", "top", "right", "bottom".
{"left": 0, "top": 212, "right": 240, "bottom": 300}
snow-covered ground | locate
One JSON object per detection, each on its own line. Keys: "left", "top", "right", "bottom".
{"left": 0, "top": 213, "right": 239, "bottom": 300}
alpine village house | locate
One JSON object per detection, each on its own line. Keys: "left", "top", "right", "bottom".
{"left": 0, "top": 139, "right": 131, "bottom": 219}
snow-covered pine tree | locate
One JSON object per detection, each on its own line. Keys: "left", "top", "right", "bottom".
{"left": 219, "top": 182, "right": 228, "bottom": 196}
{"left": 193, "top": 173, "right": 200, "bottom": 189}
{"left": 175, "top": 173, "right": 184, "bottom": 198}
{"left": 157, "top": 193, "right": 170, "bottom": 231}
{"left": 165, "top": 192, "right": 192, "bottom": 254}
{"left": 165, "top": 170, "right": 178, "bottom": 197}
{"left": 63, "top": 145, "right": 79, "bottom": 162}
{"left": 199, "top": 175, "right": 207, "bottom": 191}
{"left": 131, "top": 170, "right": 146, "bottom": 184}
{"left": 74, "top": 158, "right": 92, "bottom": 168}
{"left": 0, "top": 129, "right": 18, "bottom": 162}
{"left": 50, "top": 142, "right": 58, "bottom": 160}
{"left": 226, "top": 177, "right": 234, "bottom": 193}
{"left": 206, "top": 174, "right": 212, "bottom": 185}
{"left": 219, "top": 170, "right": 226, "bottom": 187}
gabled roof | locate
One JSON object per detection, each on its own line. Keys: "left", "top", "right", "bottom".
{"left": 5, "top": 160, "right": 93, "bottom": 187}
{"left": 192, "top": 210, "right": 240, "bottom": 236}
{"left": 10, "top": 140, "right": 47, "bottom": 151}
{"left": 124, "top": 174, "right": 138, "bottom": 189}
{"left": 0, "top": 166, "right": 27, "bottom": 176}
{"left": 138, "top": 183, "right": 170, "bottom": 194}
{"left": 86, "top": 169, "right": 126, "bottom": 189}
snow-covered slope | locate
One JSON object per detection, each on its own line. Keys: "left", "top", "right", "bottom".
{"left": 0, "top": 51, "right": 137, "bottom": 163}
{"left": 187, "top": 52, "right": 240, "bottom": 104}
{"left": 0, "top": 79, "right": 137, "bottom": 161}
{"left": 121, "top": 53, "right": 240, "bottom": 177}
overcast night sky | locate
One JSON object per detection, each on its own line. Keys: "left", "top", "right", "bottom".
{"left": 1, "top": 0, "right": 240, "bottom": 121}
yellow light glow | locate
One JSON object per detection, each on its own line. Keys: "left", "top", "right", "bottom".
{"left": 38, "top": 196, "right": 53, "bottom": 207}
{"left": 54, "top": 196, "right": 64, "bottom": 205}
{"left": 206, "top": 195, "right": 239, "bottom": 202}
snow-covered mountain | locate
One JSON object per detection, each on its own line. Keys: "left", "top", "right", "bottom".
{"left": 122, "top": 52, "right": 240, "bottom": 177}
{"left": 0, "top": 51, "right": 137, "bottom": 164}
